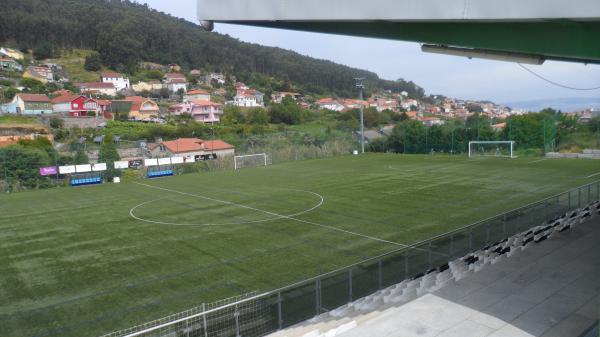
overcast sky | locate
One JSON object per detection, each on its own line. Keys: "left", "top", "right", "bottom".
{"left": 139, "top": 0, "right": 600, "bottom": 105}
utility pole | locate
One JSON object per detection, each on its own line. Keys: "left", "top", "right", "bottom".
{"left": 355, "top": 78, "right": 365, "bottom": 153}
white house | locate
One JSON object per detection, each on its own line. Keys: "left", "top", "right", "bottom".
{"left": 76, "top": 82, "right": 118, "bottom": 97}
{"left": 164, "top": 73, "right": 188, "bottom": 93}
{"left": 317, "top": 98, "right": 345, "bottom": 112}
{"left": 101, "top": 72, "right": 130, "bottom": 91}
{"left": 233, "top": 90, "right": 264, "bottom": 107}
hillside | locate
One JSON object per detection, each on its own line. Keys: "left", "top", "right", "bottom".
{"left": 0, "top": 0, "right": 424, "bottom": 98}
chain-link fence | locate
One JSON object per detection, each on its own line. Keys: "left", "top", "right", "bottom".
{"left": 101, "top": 181, "right": 600, "bottom": 337}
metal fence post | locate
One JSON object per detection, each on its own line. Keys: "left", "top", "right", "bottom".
{"left": 578, "top": 188, "right": 582, "bottom": 208}
{"left": 450, "top": 234, "right": 454, "bottom": 257}
{"left": 404, "top": 250, "right": 409, "bottom": 279}
{"left": 502, "top": 214, "right": 507, "bottom": 237}
{"left": 486, "top": 222, "right": 490, "bottom": 244}
{"left": 277, "top": 292, "right": 283, "bottom": 330}
{"left": 348, "top": 269, "right": 353, "bottom": 303}
{"left": 315, "top": 279, "right": 321, "bottom": 316}
{"left": 568, "top": 191, "right": 571, "bottom": 209}
{"left": 588, "top": 184, "right": 591, "bottom": 205}
{"left": 469, "top": 228, "right": 473, "bottom": 252}
{"left": 428, "top": 242, "right": 432, "bottom": 269}
{"left": 234, "top": 304, "right": 241, "bottom": 337}
{"left": 202, "top": 303, "right": 208, "bottom": 337}
{"left": 378, "top": 259, "right": 383, "bottom": 290}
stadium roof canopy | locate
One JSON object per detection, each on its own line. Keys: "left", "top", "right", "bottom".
{"left": 197, "top": 0, "right": 600, "bottom": 65}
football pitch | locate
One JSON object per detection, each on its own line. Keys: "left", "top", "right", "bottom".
{"left": 1, "top": 154, "right": 599, "bottom": 337}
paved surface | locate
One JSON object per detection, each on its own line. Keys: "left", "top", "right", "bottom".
{"left": 273, "top": 217, "right": 600, "bottom": 337}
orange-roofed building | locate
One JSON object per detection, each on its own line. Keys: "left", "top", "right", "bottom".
{"left": 185, "top": 89, "right": 211, "bottom": 101}
{"left": 124, "top": 96, "right": 160, "bottom": 121}
{"left": 492, "top": 122, "right": 507, "bottom": 132}
{"left": 150, "top": 138, "right": 235, "bottom": 161}
{"left": 316, "top": 98, "right": 344, "bottom": 112}
{"left": 405, "top": 111, "right": 418, "bottom": 119}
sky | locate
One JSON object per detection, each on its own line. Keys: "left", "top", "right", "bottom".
{"left": 138, "top": 0, "right": 600, "bottom": 105}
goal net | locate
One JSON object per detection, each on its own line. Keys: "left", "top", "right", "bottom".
{"left": 469, "top": 141, "right": 515, "bottom": 158}
{"left": 234, "top": 153, "right": 272, "bottom": 170}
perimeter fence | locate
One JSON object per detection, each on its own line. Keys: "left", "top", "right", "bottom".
{"left": 102, "top": 180, "right": 600, "bottom": 337}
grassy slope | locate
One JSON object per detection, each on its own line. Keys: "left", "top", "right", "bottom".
{"left": 47, "top": 49, "right": 101, "bottom": 83}
{"left": 0, "top": 154, "right": 599, "bottom": 336}
{"left": 0, "top": 115, "right": 40, "bottom": 126}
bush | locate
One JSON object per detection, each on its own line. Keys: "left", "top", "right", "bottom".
{"left": 49, "top": 117, "right": 64, "bottom": 129}
{"left": 33, "top": 42, "right": 56, "bottom": 60}
{"left": 84, "top": 53, "right": 102, "bottom": 71}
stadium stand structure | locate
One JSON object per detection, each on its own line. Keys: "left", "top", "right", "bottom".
{"left": 269, "top": 201, "right": 600, "bottom": 337}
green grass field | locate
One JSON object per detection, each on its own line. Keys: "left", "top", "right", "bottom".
{"left": 1, "top": 154, "right": 599, "bottom": 337}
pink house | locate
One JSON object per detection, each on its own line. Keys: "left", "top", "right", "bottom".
{"left": 170, "top": 100, "right": 224, "bottom": 123}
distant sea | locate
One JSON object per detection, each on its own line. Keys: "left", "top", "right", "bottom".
{"left": 503, "top": 97, "right": 600, "bottom": 112}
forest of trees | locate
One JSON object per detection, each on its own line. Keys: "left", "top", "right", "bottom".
{"left": 0, "top": 0, "right": 424, "bottom": 98}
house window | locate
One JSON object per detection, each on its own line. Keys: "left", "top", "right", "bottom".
{"left": 73, "top": 103, "right": 79, "bottom": 108}
{"left": 160, "top": 145, "right": 165, "bottom": 152}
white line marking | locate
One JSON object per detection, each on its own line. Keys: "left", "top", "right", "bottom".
{"left": 129, "top": 189, "right": 325, "bottom": 226}
{"left": 528, "top": 159, "right": 548, "bottom": 164}
{"left": 586, "top": 172, "right": 600, "bottom": 179}
{"left": 133, "top": 182, "right": 406, "bottom": 247}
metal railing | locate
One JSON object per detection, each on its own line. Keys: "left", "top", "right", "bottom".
{"left": 102, "top": 180, "right": 600, "bottom": 337}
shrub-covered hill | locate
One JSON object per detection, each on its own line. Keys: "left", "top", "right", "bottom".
{"left": 0, "top": 0, "right": 425, "bottom": 98}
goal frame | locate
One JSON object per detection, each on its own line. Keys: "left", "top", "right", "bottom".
{"left": 234, "top": 153, "right": 270, "bottom": 170}
{"left": 468, "top": 141, "right": 515, "bottom": 158}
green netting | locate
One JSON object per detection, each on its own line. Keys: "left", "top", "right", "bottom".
{"left": 429, "top": 235, "right": 453, "bottom": 268}
{"left": 450, "top": 231, "right": 472, "bottom": 259}
{"left": 351, "top": 263, "right": 380, "bottom": 300}
{"left": 280, "top": 283, "right": 317, "bottom": 327}
{"left": 380, "top": 254, "right": 406, "bottom": 289}
{"left": 320, "top": 272, "right": 350, "bottom": 311}
{"left": 405, "top": 246, "right": 430, "bottom": 278}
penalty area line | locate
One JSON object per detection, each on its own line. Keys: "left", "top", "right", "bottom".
{"left": 528, "top": 159, "right": 548, "bottom": 164}
{"left": 133, "top": 182, "right": 406, "bottom": 248}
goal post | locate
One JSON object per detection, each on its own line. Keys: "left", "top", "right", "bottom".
{"left": 468, "top": 141, "right": 515, "bottom": 158}
{"left": 234, "top": 153, "right": 272, "bottom": 170}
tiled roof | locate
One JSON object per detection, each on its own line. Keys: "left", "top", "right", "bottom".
{"left": 165, "top": 73, "right": 186, "bottom": 79}
{"left": 101, "top": 72, "right": 123, "bottom": 78}
{"left": 51, "top": 94, "right": 81, "bottom": 104}
{"left": 192, "top": 100, "right": 222, "bottom": 107}
{"left": 77, "top": 82, "right": 115, "bottom": 89}
{"left": 160, "top": 138, "right": 234, "bottom": 153}
{"left": 187, "top": 89, "right": 209, "bottom": 95}
{"left": 317, "top": 98, "right": 339, "bottom": 104}
{"left": 18, "top": 94, "right": 51, "bottom": 103}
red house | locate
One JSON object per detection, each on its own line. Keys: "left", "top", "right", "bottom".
{"left": 52, "top": 95, "right": 101, "bottom": 117}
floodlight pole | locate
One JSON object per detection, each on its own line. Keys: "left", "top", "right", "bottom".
{"left": 355, "top": 78, "right": 365, "bottom": 154}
